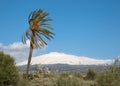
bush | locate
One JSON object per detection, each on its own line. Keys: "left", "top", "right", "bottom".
{"left": 0, "top": 52, "right": 19, "bottom": 86}
{"left": 17, "top": 74, "right": 29, "bottom": 86}
{"left": 96, "top": 58, "right": 120, "bottom": 86}
{"left": 97, "top": 72, "right": 120, "bottom": 86}
{"left": 74, "top": 72, "right": 83, "bottom": 78}
{"left": 85, "top": 69, "right": 97, "bottom": 80}
{"left": 55, "top": 72, "right": 82, "bottom": 86}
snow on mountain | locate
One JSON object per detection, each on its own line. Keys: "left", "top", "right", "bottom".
{"left": 17, "top": 52, "right": 113, "bottom": 66}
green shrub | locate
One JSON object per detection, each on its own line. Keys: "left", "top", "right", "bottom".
{"left": 55, "top": 72, "right": 82, "bottom": 86}
{"left": 97, "top": 72, "right": 120, "bottom": 86}
{"left": 74, "top": 72, "right": 83, "bottom": 78}
{"left": 17, "top": 74, "right": 29, "bottom": 86}
{"left": 96, "top": 58, "right": 120, "bottom": 86}
{"left": 85, "top": 69, "right": 97, "bottom": 80}
{"left": 0, "top": 52, "right": 19, "bottom": 86}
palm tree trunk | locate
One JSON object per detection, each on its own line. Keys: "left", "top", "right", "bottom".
{"left": 26, "top": 43, "right": 33, "bottom": 76}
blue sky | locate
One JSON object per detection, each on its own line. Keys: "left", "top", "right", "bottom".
{"left": 0, "top": 0, "right": 120, "bottom": 60}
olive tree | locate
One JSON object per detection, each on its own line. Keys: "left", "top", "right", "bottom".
{"left": 0, "top": 52, "right": 19, "bottom": 86}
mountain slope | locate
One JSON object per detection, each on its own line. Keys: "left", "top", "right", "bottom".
{"left": 17, "top": 52, "right": 112, "bottom": 66}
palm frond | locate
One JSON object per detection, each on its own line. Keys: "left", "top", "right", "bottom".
{"left": 28, "top": 11, "right": 34, "bottom": 24}
{"left": 28, "top": 9, "right": 51, "bottom": 23}
{"left": 35, "top": 32, "right": 47, "bottom": 44}
{"left": 22, "top": 29, "right": 31, "bottom": 44}
{"left": 22, "top": 8, "right": 54, "bottom": 49}
{"left": 22, "top": 33, "right": 26, "bottom": 44}
{"left": 39, "top": 28, "right": 55, "bottom": 40}
{"left": 40, "top": 18, "right": 52, "bottom": 23}
{"left": 42, "top": 24, "right": 54, "bottom": 30}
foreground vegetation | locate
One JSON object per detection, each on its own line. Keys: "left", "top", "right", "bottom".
{"left": 0, "top": 51, "right": 120, "bottom": 86}
{"left": 0, "top": 52, "right": 19, "bottom": 86}
{"left": 18, "top": 62, "right": 120, "bottom": 86}
{"left": 17, "top": 71, "right": 96, "bottom": 86}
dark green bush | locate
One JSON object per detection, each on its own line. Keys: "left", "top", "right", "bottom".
{"left": 0, "top": 52, "right": 19, "bottom": 86}
{"left": 85, "top": 69, "right": 97, "bottom": 80}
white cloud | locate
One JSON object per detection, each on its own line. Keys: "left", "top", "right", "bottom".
{"left": 0, "top": 41, "right": 48, "bottom": 63}
{"left": 0, "top": 41, "right": 30, "bottom": 63}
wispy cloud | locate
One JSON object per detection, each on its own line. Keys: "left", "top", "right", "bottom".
{"left": 0, "top": 41, "right": 31, "bottom": 63}
{"left": 0, "top": 41, "right": 48, "bottom": 63}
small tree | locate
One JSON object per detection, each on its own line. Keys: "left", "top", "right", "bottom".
{"left": 86, "top": 69, "right": 97, "bottom": 80}
{"left": 0, "top": 52, "right": 19, "bottom": 86}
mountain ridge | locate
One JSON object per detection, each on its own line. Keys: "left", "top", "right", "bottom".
{"left": 17, "top": 52, "right": 113, "bottom": 66}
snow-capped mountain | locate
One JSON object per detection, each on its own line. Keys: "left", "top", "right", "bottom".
{"left": 17, "top": 52, "right": 113, "bottom": 66}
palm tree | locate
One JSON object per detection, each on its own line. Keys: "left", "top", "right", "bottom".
{"left": 22, "top": 9, "right": 54, "bottom": 76}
